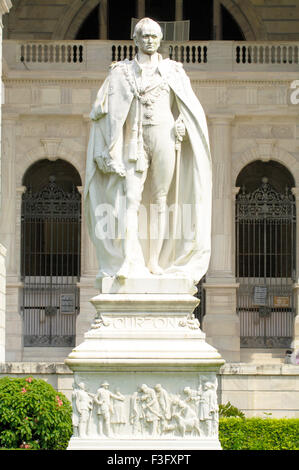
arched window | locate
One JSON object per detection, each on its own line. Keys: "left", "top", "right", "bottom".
{"left": 75, "top": 0, "right": 245, "bottom": 40}
{"left": 235, "top": 160, "right": 296, "bottom": 349}
{"left": 21, "top": 159, "right": 82, "bottom": 348}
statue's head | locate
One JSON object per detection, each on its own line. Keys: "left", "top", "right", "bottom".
{"left": 101, "top": 381, "right": 109, "bottom": 389}
{"left": 133, "top": 17, "right": 163, "bottom": 55}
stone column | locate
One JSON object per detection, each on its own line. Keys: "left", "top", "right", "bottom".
{"left": 175, "top": 0, "right": 183, "bottom": 21}
{"left": 213, "top": 0, "right": 222, "bottom": 40}
{"left": 0, "top": 0, "right": 12, "bottom": 363}
{"left": 98, "top": 0, "right": 108, "bottom": 39}
{"left": 0, "top": 114, "right": 22, "bottom": 361}
{"left": 136, "top": 0, "right": 145, "bottom": 18}
{"left": 203, "top": 114, "right": 240, "bottom": 362}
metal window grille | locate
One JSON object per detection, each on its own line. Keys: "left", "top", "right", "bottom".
{"left": 21, "top": 176, "right": 81, "bottom": 347}
{"left": 236, "top": 178, "right": 296, "bottom": 348}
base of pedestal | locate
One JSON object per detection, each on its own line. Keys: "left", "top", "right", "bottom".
{"left": 67, "top": 437, "right": 222, "bottom": 451}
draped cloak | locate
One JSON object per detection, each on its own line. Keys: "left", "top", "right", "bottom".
{"left": 84, "top": 56, "right": 212, "bottom": 284}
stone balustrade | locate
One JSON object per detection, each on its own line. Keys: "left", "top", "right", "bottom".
{"left": 3, "top": 39, "right": 299, "bottom": 73}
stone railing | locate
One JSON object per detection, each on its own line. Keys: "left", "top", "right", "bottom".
{"left": 19, "top": 42, "right": 84, "bottom": 65}
{"left": 3, "top": 40, "right": 299, "bottom": 73}
{"left": 235, "top": 42, "right": 299, "bottom": 66}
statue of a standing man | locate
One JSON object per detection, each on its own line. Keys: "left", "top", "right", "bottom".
{"left": 85, "top": 17, "right": 212, "bottom": 283}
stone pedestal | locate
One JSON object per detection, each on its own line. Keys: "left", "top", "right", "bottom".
{"left": 65, "top": 277, "right": 225, "bottom": 450}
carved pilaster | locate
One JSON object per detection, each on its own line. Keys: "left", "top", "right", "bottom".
{"left": 291, "top": 187, "right": 299, "bottom": 283}
{"left": 0, "top": 114, "right": 19, "bottom": 275}
{"left": 291, "top": 188, "right": 299, "bottom": 352}
{"left": 207, "top": 113, "right": 235, "bottom": 281}
{"left": 203, "top": 114, "right": 240, "bottom": 361}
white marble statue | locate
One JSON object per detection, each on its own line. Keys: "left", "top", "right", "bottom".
{"left": 139, "top": 383, "right": 162, "bottom": 436}
{"left": 93, "top": 381, "right": 122, "bottom": 437}
{"left": 74, "top": 382, "right": 93, "bottom": 438}
{"left": 84, "top": 17, "right": 212, "bottom": 282}
{"left": 198, "top": 381, "right": 219, "bottom": 437}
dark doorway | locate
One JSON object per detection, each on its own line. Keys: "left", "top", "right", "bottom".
{"left": 21, "top": 159, "right": 82, "bottom": 347}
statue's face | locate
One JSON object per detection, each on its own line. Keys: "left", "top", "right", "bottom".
{"left": 135, "top": 25, "right": 161, "bottom": 55}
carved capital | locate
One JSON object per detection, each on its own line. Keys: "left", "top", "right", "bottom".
{"left": 207, "top": 113, "right": 235, "bottom": 126}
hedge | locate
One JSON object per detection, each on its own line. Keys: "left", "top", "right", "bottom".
{"left": 219, "top": 417, "right": 299, "bottom": 450}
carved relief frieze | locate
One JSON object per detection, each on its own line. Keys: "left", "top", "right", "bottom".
{"left": 71, "top": 376, "right": 219, "bottom": 440}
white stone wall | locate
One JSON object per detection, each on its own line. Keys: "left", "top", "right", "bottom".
{"left": 221, "top": 363, "right": 299, "bottom": 418}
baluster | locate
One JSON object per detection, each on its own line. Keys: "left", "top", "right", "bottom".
{"left": 277, "top": 46, "right": 281, "bottom": 64}
{"left": 38, "top": 44, "right": 42, "bottom": 63}
{"left": 174, "top": 45, "right": 178, "bottom": 62}
{"left": 283, "top": 45, "right": 287, "bottom": 64}
{"left": 20, "top": 44, "right": 25, "bottom": 62}
{"left": 180, "top": 45, "right": 184, "bottom": 63}
{"left": 248, "top": 45, "right": 252, "bottom": 64}
{"left": 271, "top": 45, "right": 276, "bottom": 64}
{"left": 192, "top": 45, "right": 195, "bottom": 63}
{"left": 79, "top": 45, "right": 83, "bottom": 63}
{"left": 252, "top": 45, "right": 256, "bottom": 64}
{"left": 203, "top": 45, "right": 208, "bottom": 63}
{"left": 61, "top": 45, "right": 65, "bottom": 63}
{"left": 265, "top": 46, "right": 269, "bottom": 64}
{"left": 295, "top": 46, "right": 298, "bottom": 64}
{"left": 44, "top": 44, "right": 48, "bottom": 63}
{"left": 259, "top": 46, "right": 263, "bottom": 64}
{"left": 112, "top": 45, "right": 116, "bottom": 62}
{"left": 236, "top": 45, "right": 240, "bottom": 64}
{"left": 67, "top": 45, "right": 72, "bottom": 63}
{"left": 49, "top": 44, "right": 54, "bottom": 63}
{"left": 26, "top": 44, "right": 30, "bottom": 62}
{"left": 186, "top": 45, "right": 190, "bottom": 63}
{"left": 242, "top": 45, "right": 247, "bottom": 64}
{"left": 55, "top": 44, "right": 60, "bottom": 63}
{"left": 288, "top": 46, "right": 293, "bottom": 64}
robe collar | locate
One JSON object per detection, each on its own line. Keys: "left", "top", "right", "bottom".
{"left": 132, "top": 53, "right": 169, "bottom": 78}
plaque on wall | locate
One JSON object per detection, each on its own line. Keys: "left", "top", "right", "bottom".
{"left": 253, "top": 286, "right": 268, "bottom": 306}
{"left": 60, "top": 294, "right": 75, "bottom": 314}
{"left": 273, "top": 296, "right": 290, "bottom": 308}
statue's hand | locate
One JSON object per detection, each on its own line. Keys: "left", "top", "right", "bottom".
{"left": 175, "top": 116, "right": 186, "bottom": 142}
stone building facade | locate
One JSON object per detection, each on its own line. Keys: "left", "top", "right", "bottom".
{"left": 0, "top": 0, "right": 299, "bottom": 418}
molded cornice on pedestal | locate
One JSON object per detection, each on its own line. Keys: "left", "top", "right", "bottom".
{"left": 65, "top": 290, "right": 225, "bottom": 372}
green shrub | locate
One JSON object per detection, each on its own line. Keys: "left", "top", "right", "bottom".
{"left": 0, "top": 376, "right": 73, "bottom": 450}
{"left": 219, "top": 401, "right": 245, "bottom": 419}
{"left": 219, "top": 417, "right": 299, "bottom": 450}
